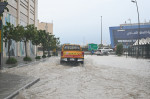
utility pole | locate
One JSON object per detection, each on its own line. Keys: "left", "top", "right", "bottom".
{"left": 101, "top": 16, "right": 102, "bottom": 47}
{"left": 131, "top": 0, "right": 140, "bottom": 58}
{"left": 0, "top": 17, "right": 2, "bottom": 69}
{"left": 0, "top": 2, "right": 8, "bottom": 69}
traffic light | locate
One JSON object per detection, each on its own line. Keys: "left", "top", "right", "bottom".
{"left": 0, "top": 2, "right": 8, "bottom": 15}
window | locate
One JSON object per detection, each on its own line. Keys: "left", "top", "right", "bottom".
{"left": 64, "top": 45, "right": 80, "bottom": 51}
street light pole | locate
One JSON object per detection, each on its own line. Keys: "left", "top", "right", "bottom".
{"left": 131, "top": 0, "right": 140, "bottom": 58}
{"left": 101, "top": 16, "right": 102, "bottom": 47}
{"left": 0, "top": 2, "right": 8, "bottom": 69}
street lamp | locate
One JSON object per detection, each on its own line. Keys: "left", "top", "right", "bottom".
{"left": 131, "top": 0, "right": 140, "bottom": 58}
{"left": 0, "top": 2, "right": 8, "bottom": 69}
{"left": 101, "top": 16, "right": 102, "bottom": 47}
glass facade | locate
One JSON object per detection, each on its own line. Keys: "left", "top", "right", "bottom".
{"left": 4, "top": 13, "right": 17, "bottom": 56}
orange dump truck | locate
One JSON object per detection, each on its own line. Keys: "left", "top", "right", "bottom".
{"left": 60, "top": 44, "right": 84, "bottom": 64}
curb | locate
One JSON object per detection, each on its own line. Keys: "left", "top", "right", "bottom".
{"left": 17, "top": 58, "right": 48, "bottom": 68}
{"left": 3, "top": 58, "right": 49, "bottom": 69}
{"left": 4, "top": 78, "right": 40, "bottom": 99}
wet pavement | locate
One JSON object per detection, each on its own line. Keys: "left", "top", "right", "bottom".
{"left": 0, "top": 72, "right": 34, "bottom": 99}
{"left": 1, "top": 55, "right": 150, "bottom": 99}
{"left": 0, "top": 56, "right": 43, "bottom": 99}
{"left": 3, "top": 56, "right": 37, "bottom": 68}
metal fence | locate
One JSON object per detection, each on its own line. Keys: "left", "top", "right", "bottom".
{"left": 128, "top": 44, "right": 150, "bottom": 58}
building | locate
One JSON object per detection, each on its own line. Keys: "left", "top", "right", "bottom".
{"left": 109, "top": 22, "right": 150, "bottom": 49}
{"left": 38, "top": 21, "right": 53, "bottom": 35}
{"left": 1, "top": 0, "right": 38, "bottom": 57}
{"left": 37, "top": 21, "right": 54, "bottom": 52}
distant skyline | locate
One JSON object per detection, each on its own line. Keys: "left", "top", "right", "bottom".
{"left": 38, "top": 0, "right": 150, "bottom": 45}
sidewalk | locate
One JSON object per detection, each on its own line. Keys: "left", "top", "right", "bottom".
{"left": 3, "top": 56, "right": 37, "bottom": 68}
{"left": 0, "top": 56, "right": 44, "bottom": 99}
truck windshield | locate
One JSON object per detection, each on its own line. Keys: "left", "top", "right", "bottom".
{"left": 63, "top": 45, "right": 80, "bottom": 51}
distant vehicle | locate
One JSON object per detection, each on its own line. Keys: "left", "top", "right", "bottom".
{"left": 95, "top": 49, "right": 108, "bottom": 56}
{"left": 99, "top": 47, "right": 113, "bottom": 52}
{"left": 95, "top": 50, "right": 102, "bottom": 55}
{"left": 95, "top": 47, "right": 112, "bottom": 56}
{"left": 60, "top": 44, "right": 84, "bottom": 64}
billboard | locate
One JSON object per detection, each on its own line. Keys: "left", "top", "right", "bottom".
{"left": 110, "top": 24, "right": 150, "bottom": 48}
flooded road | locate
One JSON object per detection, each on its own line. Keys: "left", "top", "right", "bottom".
{"left": 3, "top": 55, "right": 150, "bottom": 99}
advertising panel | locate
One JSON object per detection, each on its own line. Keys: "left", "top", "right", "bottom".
{"left": 110, "top": 25, "right": 150, "bottom": 48}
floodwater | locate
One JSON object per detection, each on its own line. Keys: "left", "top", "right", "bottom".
{"left": 3, "top": 55, "right": 150, "bottom": 99}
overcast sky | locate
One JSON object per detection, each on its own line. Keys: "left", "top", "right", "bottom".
{"left": 38, "top": 0, "right": 150, "bottom": 45}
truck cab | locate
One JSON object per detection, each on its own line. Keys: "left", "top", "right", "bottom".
{"left": 60, "top": 44, "right": 84, "bottom": 64}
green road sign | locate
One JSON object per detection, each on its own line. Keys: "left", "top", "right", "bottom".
{"left": 88, "top": 44, "right": 98, "bottom": 51}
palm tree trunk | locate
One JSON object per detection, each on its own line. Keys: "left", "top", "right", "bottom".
{"left": 8, "top": 40, "right": 11, "bottom": 59}
{"left": 42, "top": 46, "right": 45, "bottom": 56}
{"left": 36, "top": 45, "right": 37, "bottom": 57}
{"left": 25, "top": 41, "right": 27, "bottom": 57}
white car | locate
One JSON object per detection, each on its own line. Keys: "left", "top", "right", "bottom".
{"left": 100, "top": 47, "right": 113, "bottom": 52}
{"left": 95, "top": 50, "right": 103, "bottom": 55}
{"left": 95, "top": 49, "right": 110, "bottom": 56}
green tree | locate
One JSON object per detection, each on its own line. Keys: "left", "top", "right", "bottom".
{"left": 35, "top": 30, "right": 60, "bottom": 57}
{"left": 46, "top": 34, "right": 53, "bottom": 57}
{"left": 32, "top": 29, "right": 40, "bottom": 57}
{"left": 116, "top": 43, "right": 123, "bottom": 56}
{"left": 21, "top": 24, "right": 36, "bottom": 57}
{"left": 14, "top": 25, "right": 24, "bottom": 42}
{"left": 38, "top": 30, "right": 48, "bottom": 56}
{"left": 51, "top": 37, "right": 60, "bottom": 50}
{"left": 98, "top": 44, "right": 103, "bottom": 49}
{"left": 50, "top": 36, "right": 60, "bottom": 56}
{"left": 3, "top": 22, "right": 16, "bottom": 59}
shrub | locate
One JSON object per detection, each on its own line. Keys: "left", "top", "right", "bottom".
{"left": 47, "top": 55, "right": 51, "bottom": 57}
{"left": 118, "top": 54, "right": 121, "bottom": 56}
{"left": 23, "top": 57, "right": 32, "bottom": 61}
{"left": 6, "top": 58, "right": 17, "bottom": 64}
{"left": 116, "top": 43, "right": 123, "bottom": 56}
{"left": 42, "top": 55, "right": 46, "bottom": 58}
{"left": 44, "top": 52, "right": 48, "bottom": 55}
{"left": 35, "top": 56, "right": 41, "bottom": 59}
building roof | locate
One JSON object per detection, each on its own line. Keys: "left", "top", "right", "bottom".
{"left": 133, "top": 38, "right": 150, "bottom": 45}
